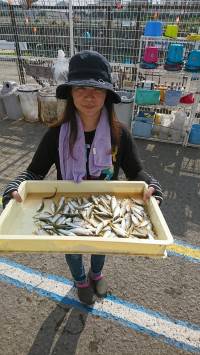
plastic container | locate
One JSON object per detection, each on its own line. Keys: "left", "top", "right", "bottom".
{"left": 133, "top": 117, "right": 153, "bottom": 138}
{"left": 164, "top": 90, "right": 182, "bottom": 106}
{"left": 188, "top": 124, "right": 200, "bottom": 145}
{"left": 185, "top": 50, "right": 200, "bottom": 71}
{"left": 151, "top": 124, "right": 160, "bottom": 137}
{"left": 158, "top": 126, "right": 170, "bottom": 140}
{"left": 164, "top": 24, "right": 178, "bottom": 38}
{"left": 143, "top": 46, "right": 158, "bottom": 63}
{"left": 166, "top": 44, "right": 184, "bottom": 64}
{"left": 152, "top": 114, "right": 161, "bottom": 137}
{"left": 135, "top": 88, "right": 160, "bottom": 105}
{"left": 0, "top": 85, "right": 7, "bottom": 120}
{"left": 153, "top": 113, "right": 172, "bottom": 139}
{"left": 172, "top": 111, "right": 187, "bottom": 131}
{"left": 144, "top": 21, "right": 163, "bottom": 37}
{"left": 157, "top": 85, "right": 167, "bottom": 103}
{"left": 38, "top": 86, "right": 66, "bottom": 126}
{"left": 141, "top": 80, "right": 155, "bottom": 90}
{"left": 17, "top": 84, "right": 40, "bottom": 122}
{"left": 0, "top": 81, "right": 23, "bottom": 120}
{"left": 114, "top": 91, "right": 134, "bottom": 128}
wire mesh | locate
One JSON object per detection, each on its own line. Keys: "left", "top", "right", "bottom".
{"left": 0, "top": 0, "right": 199, "bottom": 88}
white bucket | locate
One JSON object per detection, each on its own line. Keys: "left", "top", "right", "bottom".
{"left": 18, "top": 84, "right": 40, "bottom": 122}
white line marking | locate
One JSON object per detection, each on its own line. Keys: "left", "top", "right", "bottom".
{"left": 0, "top": 260, "right": 200, "bottom": 352}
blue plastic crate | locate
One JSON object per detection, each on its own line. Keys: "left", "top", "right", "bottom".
{"left": 188, "top": 124, "right": 200, "bottom": 145}
{"left": 164, "top": 90, "right": 182, "bottom": 106}
{"left": 133, "top": 119, "right": 153, "bottom": 138}
{"left": 144, "top": 21, "right": 163, "bottom": 37}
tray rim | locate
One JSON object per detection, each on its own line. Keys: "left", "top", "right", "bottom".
{"left": 0, "top": 180, "right": 174, "bottom": 254}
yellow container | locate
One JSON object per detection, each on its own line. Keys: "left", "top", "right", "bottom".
{"left": 0, "top": 181, "right": 173, "bottom": 257}
{"left": 158, "top": 86, "right": 167, "bottom": 104}
{"left": 154, "top": 113, "right": 161, "bottom": 125}
{"left": 164, "top": 24, "right": 178, "bottom": 38}
{"left": 186, "top": 33, "right": 200, "bottom": 41}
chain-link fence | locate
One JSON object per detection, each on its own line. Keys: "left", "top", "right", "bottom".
{"left": 0, "top": 0, "right": 200, "bottom": 87}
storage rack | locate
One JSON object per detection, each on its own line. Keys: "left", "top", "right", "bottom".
{"left": 131, "top": 35, "right": 200, "bottom": 147}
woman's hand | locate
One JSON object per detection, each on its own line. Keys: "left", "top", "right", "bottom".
{"left": 143, "top": 186, "right": 160, "bottom": 205}
{"left": 11, "top": 190, "right": 22, "bottom": 203}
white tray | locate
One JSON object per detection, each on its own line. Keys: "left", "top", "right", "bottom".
{"left": 0, "top": 181, "right": 173, "bottom": 257}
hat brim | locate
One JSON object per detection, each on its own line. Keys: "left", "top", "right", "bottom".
{"left": 56, "top": 79, "right": 121, "bottom": 104}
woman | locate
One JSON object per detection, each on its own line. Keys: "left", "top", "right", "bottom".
{"left": 2, "top": 50, "right": 162, "bottom": 305}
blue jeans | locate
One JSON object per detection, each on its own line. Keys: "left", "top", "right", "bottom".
{"left": 65, "top": 254, "right": 105, "bottom": 282}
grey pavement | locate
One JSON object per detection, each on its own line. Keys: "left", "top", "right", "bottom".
{"left": 0, "top": 118, "right": 200, "bottom": 355}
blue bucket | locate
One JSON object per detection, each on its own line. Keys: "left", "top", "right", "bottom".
{"left": 133, "top": 117, "right": 153, "bottom": 138}
{"left": 164, "top": 90, "right": 182, "bottom": 106}
{"left": 188, "top": 124, "right": 200, "bottom": 145}
{"left": 144, "top": 21, "right": 163, "bottom": 37}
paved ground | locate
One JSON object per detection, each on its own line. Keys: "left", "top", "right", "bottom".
{"left": 0, "top": 61, "right": 36, "bottom": 85}
{"left": 0, "top": 118, "right": 200, "bottom": 355}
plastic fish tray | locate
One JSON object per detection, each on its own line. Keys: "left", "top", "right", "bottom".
{"left": 0, "top": 181, "right": 173, "bottom": 257}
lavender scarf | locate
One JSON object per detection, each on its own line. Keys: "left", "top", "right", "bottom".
{"left": 59, "top": 107, "right": 112, "bottom": 182}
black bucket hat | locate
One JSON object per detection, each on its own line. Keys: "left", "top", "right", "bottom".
{"left": 56, "top": 50, "right": 121, "bottom": 104}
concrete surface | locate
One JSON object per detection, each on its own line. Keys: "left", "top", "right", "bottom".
{"left": 0, "top": 118, "right": 200, "bottom": 355}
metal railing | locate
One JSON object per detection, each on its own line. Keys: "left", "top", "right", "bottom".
{"left": 0, "top": 0, "right": 199, "bottom": 87}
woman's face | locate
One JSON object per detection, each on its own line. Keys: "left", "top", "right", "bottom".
{"left": 71, "top": 86, "right": 107, "bottom": 118}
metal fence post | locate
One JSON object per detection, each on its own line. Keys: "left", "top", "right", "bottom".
{"left": 69, "top": 0, "right": 74, "bottom": 57}
{"left": 8, "top": 2, "right": 26, "bottom": 84}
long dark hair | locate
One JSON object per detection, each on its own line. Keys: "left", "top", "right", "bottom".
{"left": 60, "top": 91, "right": 122, "bottom": 155}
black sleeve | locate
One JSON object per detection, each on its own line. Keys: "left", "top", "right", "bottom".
{"left": 136, "top": 170, "right": 163, "bottom": 204}
{"left": 2, "top": 170, "right": 43, "bottom": 208}
{"left": 119, "top": 126, "right": 163, "bottom": 204}
{"left": 2, "top": 127, "right": 60, "bottom": 208}
{"left": 119, "top": 126, "right": 143, "bottom": 179}
{"left": 27, "top": 127, "right": 60, "bottom": 177}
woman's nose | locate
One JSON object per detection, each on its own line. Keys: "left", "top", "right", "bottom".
{"left": 84, "top": 89, "right": 95, "bottom": 98}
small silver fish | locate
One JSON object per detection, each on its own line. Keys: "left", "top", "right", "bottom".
{"left": 111, "top": 196, "right": 117, "bottom": 212}
{"left": 91, "top": 195, "right": 99, "bottom": 205}
{"left": 96, "top": 220, "right": 110, "bottom": 235}
{"left": 102, "top": 230, "right": 115, "bottom": 238}
{"left": 113, "top": 206, "right": 121, "bottom": 219}
{"left": 33, "top": 193, "right": 156, "bottom": 240}
{"left": 56, "top": 196, "right": 66, "bottom": 213}
{"left": 131, "top": 198, "right": 144, "bottom": 207}
{"left": 57, "top": 229, "right": 76, "bottom": 236}
{"left": 51, "top": 213, "right": 62, "bottom": 224}
{"left": 34, "top": 212, "right": 51, "bottom": 219}
{"left": 56, "top": 215, "right": 67, "bottom": 225}
{"left": 112, "top": 226, "right": 128, "bottom": 238}
{"left": 131, "top": 214, "right": 140, "bottom": 226}
{"left": 68, "top": 228, "right": 94, "bottom": 236}
{"left": 51, "top": 201, "right": 57, "bottom": 214}
{"left": 36, "top": 200, "right": 44, "bottom": 213}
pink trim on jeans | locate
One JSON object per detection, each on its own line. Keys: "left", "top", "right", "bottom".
{"left": 76, "top": 281, "right": 90, "bottom": 288}
{"left": 91, "top": 274, "right": 103, "bottom": 281}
